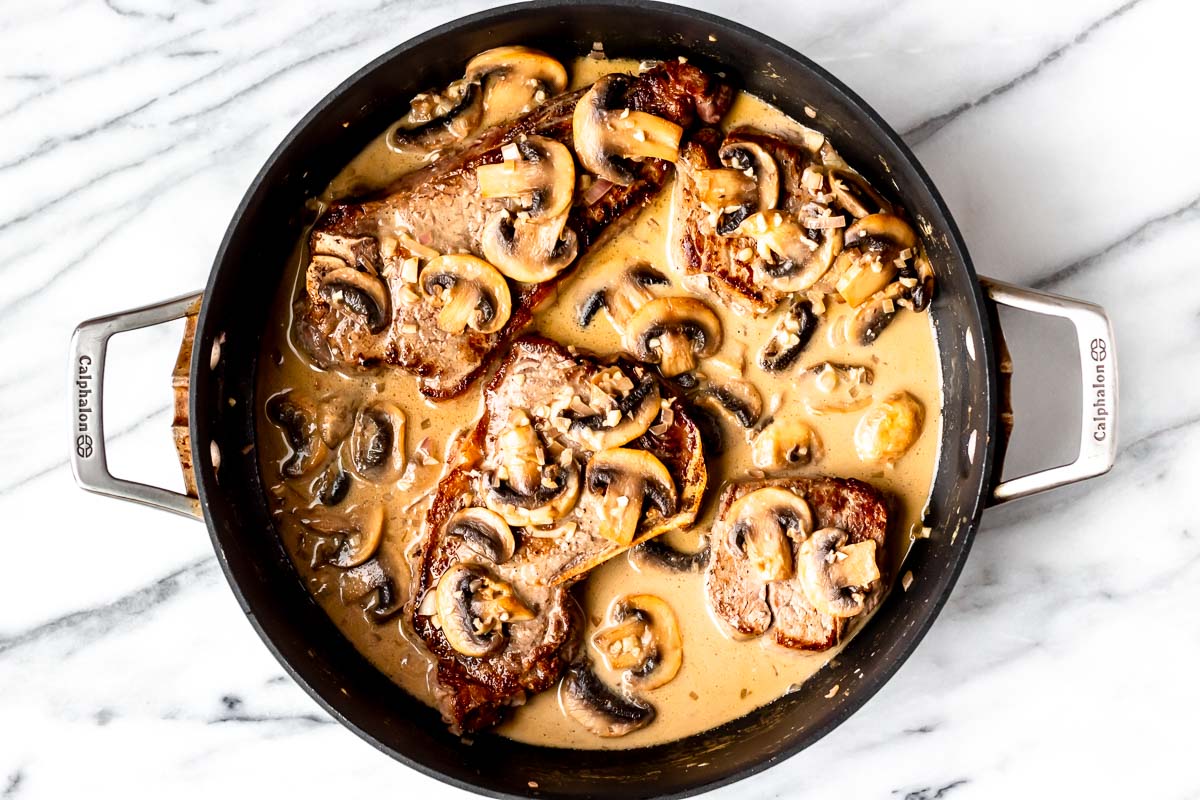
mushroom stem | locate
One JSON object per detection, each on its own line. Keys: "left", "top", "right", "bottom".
{"left": 609, "top": 111, "right": 683, "bottom": 163}
{"left": 597, "top": 486, "right": 645, "bottom": 547}
{"left": 656, "top": 330, "right": 699, "bottom": 377}
{"left": 437, "top": 281, "right": 483, "bottom": 334}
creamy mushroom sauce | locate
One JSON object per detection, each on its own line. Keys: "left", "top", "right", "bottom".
{"left": 256, "top": 56, "right": 942, "bottom": 750}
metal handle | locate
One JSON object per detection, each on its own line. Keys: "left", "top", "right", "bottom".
{"left": 69, "top": 292, "right": 205, "bottom": 519}
{"left": 981, "top": 277, "right": 1117, "bottom": 503}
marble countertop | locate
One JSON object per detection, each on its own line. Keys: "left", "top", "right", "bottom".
{"left": 3, "top": 0, "right": 1197, "bottom": 797}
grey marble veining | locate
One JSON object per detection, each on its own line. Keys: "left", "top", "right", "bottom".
{"left": 3, "top": 0, "right": 1198, "bottom": 797}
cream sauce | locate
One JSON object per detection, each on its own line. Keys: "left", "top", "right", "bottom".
{"left": 255, "top": 56, "right": 941, "bottom": 751}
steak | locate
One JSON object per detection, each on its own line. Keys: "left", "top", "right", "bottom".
{"left": 412, "top": 337, "right": 707, "bottom": 732}
{"left": 670, "top": 126, "right": 831, "bottom": 315}
{"left": 704, "top": 476, "right": 889, "bottom": 651}
{"left": 295, "top": 61, "right": 733, "bottom": 399}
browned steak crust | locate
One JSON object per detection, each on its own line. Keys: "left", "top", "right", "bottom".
{"left": 412, "top": 337, "right": 707, "bottom": 732}
{"left": 296, "top": 61, "right": 733, "bottom": 399}
{"left": 705, "top": 476, "right": 889, "bottom": 651}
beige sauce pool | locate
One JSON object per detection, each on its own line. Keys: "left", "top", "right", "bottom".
{"left": 256, "top": 57, "right": 942, "bottom": 750}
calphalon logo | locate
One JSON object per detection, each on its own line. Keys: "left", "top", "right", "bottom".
{"left": 76, "top": 355, "right": 95, "bottom": 458}
{"left": 1089, "top": 337, "right": 1109, "bottom": 442}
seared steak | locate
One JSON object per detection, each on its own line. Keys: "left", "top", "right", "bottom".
{"left": 412, "top": 337, "right": 707, "bottom": 732}
{"left": 296, "top": 61, "right": 733, "bottom": 399}
{"left": 704, "top": 476, "right": 889, "bottom": 650}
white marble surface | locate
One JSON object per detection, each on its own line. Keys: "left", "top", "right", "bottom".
{"left": 3, "top": 0, "right": 1198, "bottom": 797}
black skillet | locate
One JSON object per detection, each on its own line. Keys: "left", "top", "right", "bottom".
{"left": 68, "top": 2, "right": 1118, "bottom": 797}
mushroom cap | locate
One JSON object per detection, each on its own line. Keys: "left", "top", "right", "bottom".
{"left": 797, "top": 527, "right": 878, "bottom": 618}
{"left": 434, "top": 562, "right": 535, "bottom": 658}
{"left": 464, "top": 46, "right": 568, "bottom": 122}
{"left": 561, "top": 661, "right": 656, "bottom": 737}
{"left": 693, "top": 379, "right": 763, "bottom": 428}
{"left": 350, "top": 402, "right": 406, "bottom": 479}
{"left": 481, "top": 211, "right": 579, "bottom": 284}
{"left": 567, "top": 374, "right": 662, "bottom": 451}
{"left": 475, "top": 136, "right": 576, "bottom": 221}
{"left": 854, "top": 391, "right": 924, "bottom": 464}
{"left": 758, "top": 299, "right": 818, "bottom": 372}
{"left": 389, "top": 79, "right": 484, "bottom": 151}
{"left": 592, "top": 594, "right": 683, "bottom": 692}
{"left": 318, "top": 267, "right": 390, "bottom": 333}
{"left": 265, "top": 391, "right": 329, "bottom": 479}
{"left": 718, "top": 139, "right": 781, "bottom": 221}
{"left": 844, "top": 212, "right": 918, "bottom": 251}
{"left": 483, "top": 457, "right": 581, "bottom": 527}
{"left": 828, "top": 167, "right": 892, "bottom": 219}
{"left": 726, "top": 487, "right": 814, "bottom": 582}
{"left": 331, "top": 505, "right": 386, "bottom": 568}
{"left": 572, "top": 74, "right": 683, "bottom": 186}
{"left": 751, "top": 416, "right": 823, "bottom": 469}
{"left": 443, "top": 506, "right": 516, "bottom": 564}
{"left": 585, "top": 447, "right": 678, "bottom": 546}
{"left": 420, "top": 254, "right": 513, "bottom": 335}
{"left": 623, "top": 296, "right": 722, "bottom": 377}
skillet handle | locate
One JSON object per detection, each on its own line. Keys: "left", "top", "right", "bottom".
{"left": 981, "top": 277, "right": 1118, "bottom": 504}
{"left": 69, "top": 292, "right": 205, "bottom": 520}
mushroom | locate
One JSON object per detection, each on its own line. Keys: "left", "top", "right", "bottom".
{"left": 742, "top": 211, "right": 842, "bottom": 293}
{"left": 434, "top": 562, "right": 535, "bottom": 658}
{"left": 265, "top": 392, "right": 328, "bottom": 478}
{"left": 578, "top": 264, "right": 668, "bottom": 329}
{"left": 484, "top": 411, "right": 581, "bottom": 526}
{"left": 751, "top": 417, "right": 822, "bottom": 469}
{"left": 313, "top": 463, "right": 350, "bottom": 506}
{"left": 692, "top": 379, "right": 763, "bottom": 428}
{"left": 699, "top": 139, "right": 780, "bottom": 235}
{"left": 481, "top": 209, "right": 578, "bottom": 284}
{"left": 567, "top": 373, "right": 662, "bottom": 451}
{"left": 725, "top": 487, "right": 813, "bottom": 582}
{"left": 464, "top": 46, "right": 568, "bottom": 123}
{"left": 475, "top": 136, "right": 575, "bottom": 221}
{"left": 631, "top": 535, "right": 711, "bottom": 573}
{"left": 316, "top": 395, "right": 356, "bottom": 447}
{"left": 572, "top": 73, "right": 683, "bottom": 186}
{"left": 828, "top": 167, "right": 892, "bottom": 220}
{"left": 847, "top": 283, "right": 903, "bottom": 345}
{"left": 323, "top": 505, "right": 385, "bottom": 568}
{"left": 389, "top": 79, "right": 484, "bottom": 152}
{"left": 854, "top": 391, "right": 924, "bottom": 464}
{"left": 317, "top": 267, "right": 390, "bottom": 333}
{"left": 419, "top": 254, "right": 512, "bottom": 335}
{"left": 585, "top": 448, "right": 678, "bottom": 546}
{"left": 443, "top": 507, "right": 516, "bottom": 564}
{"left": 591, "top": 594, "right": 682, "bottom": 691}
{"left": 759, "top": 299, "right": 818, "bottom": 371}
{"left": 834, "top": 213, "right": 918, "bottom": 307}
{"left": 624, "top": 296, "right": 723, "bottom": 377}
{"left": 350, "top": 402, "right": 406, "bottom": 480}
{"left": 800, "top": 362, "right": 874, "bottom": 414}
{"left": 561, "top": 661, "right": 655, "bottom": 737}
{"left": 798, "top": 528, "right": 880, "bottom": 618}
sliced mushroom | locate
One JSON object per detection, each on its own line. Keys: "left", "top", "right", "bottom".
{"left": 742, "top": 211, "right": 842, "bottom": 293}
{"left": 419, "top": 254, "right": 512, "bottom": 335}
{"left": 265, "top": 392, "right": 328, "bottom": 478}
{"left": 484, "top": 438, "right": 580, "bottom": 528}
{"left": 834, "top": 213, "right": 918, "bottom": 307}
{"left": 443, "top": 507, "right": 516, "bottom": 564}
{"left": 579, "top": 264, "right": 668, "bottom": 329}
{"left": 798, "top": 528, "right": 879, "bottom": 618}
{"left": 464, "top": 46, "right": 568, "bottom": 123}
{"left": 585, "top": 448, "right": 678, "bottom": 546}
{"left": 591, "top": 594, "right": 682, "bottom": 691}
{"left": 313, "top": 463, "right": 350, "bottom": 506}
{"left": 751, "top": 417, "right": 822, "bottom": 469}
{"left": 854, "top": 391, "right": 924, "bottom": 464}
{"left": 624, "top": 297, "right": 722, "bottom": 377}
{"left": 329, "top": 505, "right": 386, "bottom": 568}
{"left": 759, "top": 299, "right": 818, "bottom": 371}
{"left": 350, "top": 402, "right": 406, "bottom": 479}
{"left": 316, "top": 395, "right": 355, "bottom": 447}
{"left": 828, "top": 167, "right": 892, "bottom": 219}
{"left": 726, "top": 487, "right": 813, "bottom": 582}
{"left": 389, "top": 79, "right": 484, "bottom": 152}
{"left": 703, "top": 140, "right": 780, "bottom": 234}
{"left": 481, "top": 210, "right": 578, "bottom": 284}
{"left": 476, "top": 136, "right": 575, "bottom": 221}
{"left": 847, "top": 283, "right": 903, "bottom": 345}
{"left": 561, "top": 661, "right": 655, "bottom": 737}
{"left": 631, "top": 535, "right": 711, "bottom": 573}
{"left": 800, "top": 362, "right": 874, "bottom": 414}
{"left": 435, "top": 562, "right": 535, "bottom": 658}
{"left": 693, "top": 379, "right": 763, "bottom": 428}
{"left": 573, "top": 74, "right": 683, "bottom": 186}
{"left": 318, "top": 267, "right": 390, "bottom": 333}
{"left": 568, "top": 373, "right": 662, "bottom": 451}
